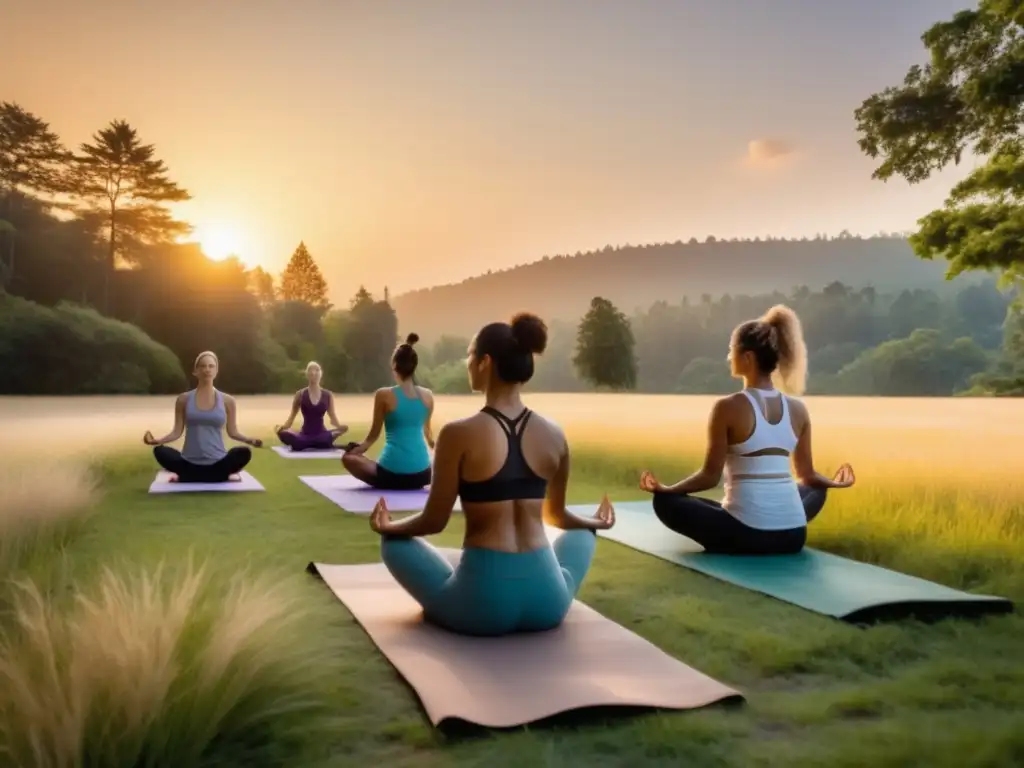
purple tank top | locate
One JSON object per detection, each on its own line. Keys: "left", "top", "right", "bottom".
{"left": 300, "top": 389, "right": 330, "bottom": 435}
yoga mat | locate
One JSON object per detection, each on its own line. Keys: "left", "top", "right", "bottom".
{"left": 573, "top": 501, "right": 1013, "bottom": 623}
{"left": 307, "top": 548, "right": 742, "bottom": 728}
{"left": 272, "top": 445, "right": 344, "bottom": 459}
{"left": 148, "top": 470, "right": 265, "bottom": 493}
{"left": 299, "top": 473, "right": 460, "bottom": 514}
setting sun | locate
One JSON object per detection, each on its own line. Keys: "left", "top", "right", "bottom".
{"left": 194, "top": 223, "right": 245, "bottom": 263}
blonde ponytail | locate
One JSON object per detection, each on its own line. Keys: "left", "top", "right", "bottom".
{"left": 761, "top": 304, "right": 807, "bottom": 395}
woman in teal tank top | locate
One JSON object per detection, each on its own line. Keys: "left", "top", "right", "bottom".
{"left": 342, "top": 334, "right": 435, "bottom": 490}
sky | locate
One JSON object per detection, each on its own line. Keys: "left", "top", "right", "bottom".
{"left": 3, "top": 0, "right": 977, "bottom": 302}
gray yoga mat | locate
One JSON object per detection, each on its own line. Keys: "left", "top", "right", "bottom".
{"left": 571, "top": 500, "right": 1013, "bottom": 623}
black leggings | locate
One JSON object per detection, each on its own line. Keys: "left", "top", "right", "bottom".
{"left": 371, "top": 465, "right": 432, "bottom": 491}
{"left": 153, "top": 445, "right": 252, "bottom": 483}
{"left": 652, "top": 485, "right": 827, "bottom": 555}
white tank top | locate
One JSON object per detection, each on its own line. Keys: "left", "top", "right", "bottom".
{"left": 721, "top": 388, "right": 805, "bottom": 530}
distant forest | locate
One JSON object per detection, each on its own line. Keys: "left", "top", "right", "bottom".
{"left": 391, "top": 234, "right": 953, "bottom": 341}
{"left": 1, "top": 101, "right": 1020, "bottom": 398}
{"left": 522, "top": 278, "right": 1015, "bottom": 397}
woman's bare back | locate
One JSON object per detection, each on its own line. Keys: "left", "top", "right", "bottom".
{"left": 457, "top": 407, "right": 565, "bottom": 553}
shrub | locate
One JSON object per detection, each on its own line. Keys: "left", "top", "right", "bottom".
{"left": 0, "top": 295, "right": 186, "bottom": 394}
{"left": 0, "top": 560, "right": 333, "bottom": 767}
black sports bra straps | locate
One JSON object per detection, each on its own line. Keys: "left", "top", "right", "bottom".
{"left": 457, "top": 406, "right": 548, "bottom": 503}
{"left": 483, "top": 405, "right": 530, "bottom": 438}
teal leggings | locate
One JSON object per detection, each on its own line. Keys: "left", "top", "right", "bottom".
{"left": 380, "top": 529, "right": 597, "bottom": 637}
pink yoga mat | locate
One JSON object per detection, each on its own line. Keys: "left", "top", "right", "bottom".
{"left": 308, "top": 549, "right": 742, "bottom": 728}
{"left": 299, "top": 474, "right": 461, "bottom": 513}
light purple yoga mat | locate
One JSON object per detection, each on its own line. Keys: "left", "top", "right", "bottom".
{"left": 299, "top": 474, "right": 461, "bottom": 514}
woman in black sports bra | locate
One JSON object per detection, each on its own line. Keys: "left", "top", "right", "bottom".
{"left": 367, "top": 312, "right": 615, "bottom": 637}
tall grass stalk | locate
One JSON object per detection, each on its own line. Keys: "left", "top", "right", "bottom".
{"left": 0, "top": 461, "right": 98, "bottom": 583}
{"left": 0, "top": 560, "right": 334, "bottom": 767}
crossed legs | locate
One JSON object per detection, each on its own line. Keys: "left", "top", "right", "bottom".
{"left": 652, "top": 485, "right": 828, "bottom": 555}
{"left": 379, "top": 529, "right": 597, "bottom": 636}
{"left": 277, "top": 428, "right": 346, "bottom": 451}
{"left": 153, "top": 445, "right": 252, "bottom": 483}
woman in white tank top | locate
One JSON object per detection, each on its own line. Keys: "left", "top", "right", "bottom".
{"left": 637, "top": 305, "right": 856, "bottom": 555}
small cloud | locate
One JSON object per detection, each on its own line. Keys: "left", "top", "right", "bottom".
{"left": 747, "top": 138, "right": 795, "bottom": 163}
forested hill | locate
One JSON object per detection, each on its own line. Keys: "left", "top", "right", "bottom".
{"left": 391, "top": 235, "right": 951, "bottom": 340}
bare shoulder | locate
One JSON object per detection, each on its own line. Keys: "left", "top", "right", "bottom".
{"left": 785, "top": 395, "right": 809, "bottom": 427}
{"left": 436, "top": 417, "right": 469, "bottom": 446}
{"left": 785, "top": 394, "right": 807, "bottom": 414}
{"left": 415, "top": 385, "right": 434, "bottom": 404}
{"left": 174, "top": 392, "right": 190, "bottom": 406}
{"left": 374, "top": 387, "right": 394, "bottom": 402}
{"left": 526, "top": 410, "right": 566, "bottom": 445}
{"left": 221, "top": 393, "right": 237, "bottom": 407}
{"left": 716, "top": 393, "right": 746, "bottom": 414}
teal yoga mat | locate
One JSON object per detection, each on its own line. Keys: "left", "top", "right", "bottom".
{"left": 571, "top": 501, "right": 1013, "bottom": 623}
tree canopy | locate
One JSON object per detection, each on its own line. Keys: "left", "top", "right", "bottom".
{"left": 854, "top": 0, "right": 1023, "bottom": 282}
{"left": 0, "top": 103, "right": 69, "bottom": 290}
{"left": 71, "top": 119, "right": 191, "bottom": 311}
{"left": 855, "top": 0, "right": 1023, "bottom": 395}
{"left": 573, "top": 296, "right": 637, "bottom": 390}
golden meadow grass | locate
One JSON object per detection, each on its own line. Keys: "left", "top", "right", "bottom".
{"left": 4, "top": 392, "right": 1023, "bottom": 481}
{"left": 3, "top": 393, "right": 1021, "bottom": 581}
{"left": 0, "top": 460, "right": 99, "bottom": 583}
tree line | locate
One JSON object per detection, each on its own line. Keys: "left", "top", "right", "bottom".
{"left": 564, "top": 279, "right": 1021, "bottom": 397}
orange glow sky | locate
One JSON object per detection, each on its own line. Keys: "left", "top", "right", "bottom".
{"left": 3, "top": 0, "right": 976, "bottom": 302}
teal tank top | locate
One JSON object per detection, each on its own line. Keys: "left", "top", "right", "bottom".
{"left": 181, "top": 389, "right": 228, "bottom": 465}
{"left": 377, "top": 386, "right": 430, "bottom": 474}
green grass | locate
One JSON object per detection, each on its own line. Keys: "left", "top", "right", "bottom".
{"left": 2, "top": 422, "right": 1023, "bottom": 767}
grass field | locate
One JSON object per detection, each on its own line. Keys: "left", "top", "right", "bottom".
{"left": 1, "top": 394, "right": 1022, "bottom": 767}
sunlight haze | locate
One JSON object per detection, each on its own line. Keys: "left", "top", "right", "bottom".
{"left": 3, "top": 0, "right": 975, "bottom": 302}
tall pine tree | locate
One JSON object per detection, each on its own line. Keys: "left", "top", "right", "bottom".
{"left": 573, "top": 296, "right": 637, "bottom": 390}
{"left": 70, "top": 120, "right": 190, "bottom": 312}
{"left": 0, "top": 102, "right": 70, "bottom": 291}
{"left": 278, "top": 241, "right": 330, "bottom": 312}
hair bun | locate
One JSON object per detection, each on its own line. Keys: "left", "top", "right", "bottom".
{"left": 509, "top": 312, "right": 548, "bottom": 355}
{"left": 405, "top": 332, "right": 419, "bottom": 346}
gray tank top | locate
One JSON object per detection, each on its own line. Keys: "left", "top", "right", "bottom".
{"left": 181, "top": 389, "right": 228, "bottom": 465}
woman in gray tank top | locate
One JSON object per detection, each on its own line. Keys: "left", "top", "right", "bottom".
{"left": 143, "top": 351, "right": 263, "bottom": 483}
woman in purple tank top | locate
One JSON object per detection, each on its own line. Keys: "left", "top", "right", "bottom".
{"left": 275, "top": 361, "right": 349, "bottom": 451}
